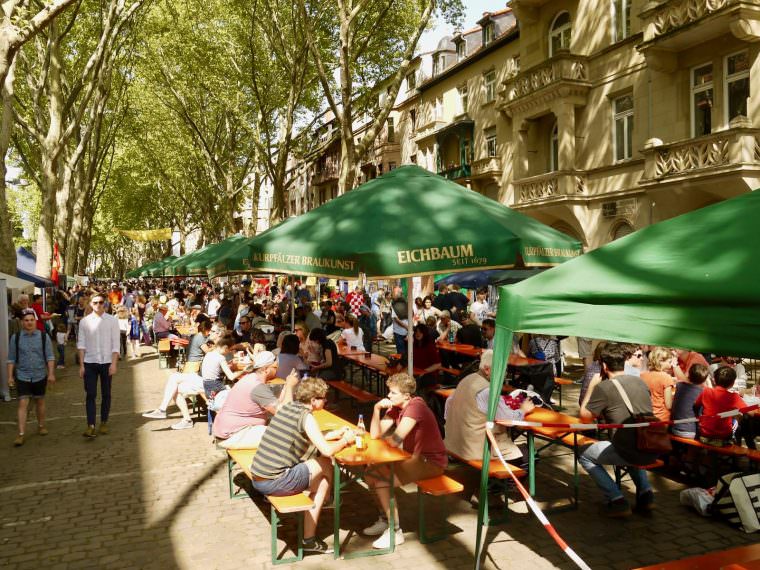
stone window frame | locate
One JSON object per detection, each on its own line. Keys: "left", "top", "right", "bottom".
{"left": 483, "top": 21, "right": 495, "bottom": 46}
{"left": 690, "top": 61, "right": 714, "bottom": 137}
{"left": 549, "top": 11, "right": 572, "bottom": 57}
{"left": 484, "top": 126, "right": 497, "bottom": 158}
{"left": 724, "top": 50, "right": 750, "bottom": 125}
{"left": 458, "top": 82, "right": 469, "bottom": 114}
{"left": 483, "top": 69, "right": 497, "bottom": 103}
{"left": 612, "top": 93, "right": 634, "bottom": 162}
{"left": 612, "top": 0, "right": 631, "bottom": 43}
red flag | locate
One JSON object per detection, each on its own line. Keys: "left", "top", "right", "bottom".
{"left": 51, "top": 242, "right": 61, "bottom": 285}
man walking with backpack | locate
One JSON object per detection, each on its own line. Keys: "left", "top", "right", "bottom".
{"left": 8, "top": 309, "right": 56, "bottom": 446}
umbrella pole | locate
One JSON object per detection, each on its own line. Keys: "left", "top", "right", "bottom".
{"left": 290, "top": 276, "right": 295, "bottom": 331}
{"left": 406, "top": 277, "right": 413, "bottom": 376}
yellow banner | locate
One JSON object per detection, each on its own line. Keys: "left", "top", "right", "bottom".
{"left": 117, "top": 228, "right": 172, "bottom": 241}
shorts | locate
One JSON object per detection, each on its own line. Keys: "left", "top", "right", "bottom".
{"left": 176, "top": 373, "right": 204, "bottom": 396}
{"left": 203, "top": 379, "right": 225, "bottom": 399}
{"left": 252, "top": 463, "right": 311, "bottom": 496}
{"left": 16, "top": 378, "right": 48, "bottom": 399}
{"left": 393, "top": 455, "right": 445, "bottom": 486}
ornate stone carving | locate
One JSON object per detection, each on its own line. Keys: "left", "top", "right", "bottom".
{"left": 515, "top": 172, "right": 587, "bottom": 203}
{"left": 654, "top": 136, "right": 730, "bottom": 177}
{"left": 517, "top": 176, "right": 558, "bottom": 203}
{"left": 504, "top": 56, "right": 588, "bottom": 103}
{"left": 650, "top": 0, "right": 729, "bottom": 38}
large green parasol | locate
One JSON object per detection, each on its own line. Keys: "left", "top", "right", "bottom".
{"left": 241, "top": 165, "right": 582, "bottom": 278}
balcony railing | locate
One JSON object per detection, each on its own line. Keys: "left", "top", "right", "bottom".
{"left": 471, "top": 157, "right": 503, "bottom": 177}
{"left": 499, "top": 53, "right": 590, "bottom": 116}
{"left": 641, "top": 126, "right": 760, "bottom": 181}
{"left": 438, "top": 164, "right": 471, "bottom": 180}
{"left": 514, "top": 171, "right": 587, "bottom": 205}
{"left": 312, "top": 164, "right": 339, "bottom": 184}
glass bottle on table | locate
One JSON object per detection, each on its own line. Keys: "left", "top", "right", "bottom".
{"left": 355, "top": 414, "right": 366, "bottom": 450}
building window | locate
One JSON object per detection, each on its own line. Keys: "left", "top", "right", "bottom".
{"left": 612, "top": 0, "right": 631, "bottom": 42}
{"left": 550, "top": 122, "right": 559, "bottom": 171}
{"left": 290, "top": 199, "right": 297, "bottom": 215}
{"left": 406, "top": 71, "right": 416, "bottom": 92}
{"left": 484, "top": 70, "right": 496, "bottom": 103}
{"left": 483, "top": 22, "right": 495, "bottom": 45}
{"left": 549, "top": 12, "right": 572, "bottom": 56}
{"left": 691, "top": 63, "right": 713, "bottom": 136}
{"left": 458, "top": 84, "right": 468, "bottom": 114}
{"left": 434, "top": 96, "right": 443, "bottom": 119}
{"left": 485, "top": 127, "right": 497, "bottom": 158}
{"left": 389, "top": 161, "right": 397, "bottom": 171}
{"left": 433, "top": 54, "right": 445, "bottom": 76}
{"left": 612, "top": 221, "right": 634, "bottom": 240}
{"left": 456, "top": 41, "right": 466, "bottom": 62}
{"left": 613, "top": 94, "right": 633, "bottom": 161}
{"left": 409, "top": 109, "right": 417, "bottom": 133}
{"left": 725, "top": 51, "right": 750, "bottom": 124}
{"left": 387, "top": 117, "right": 395, "bottom": 143}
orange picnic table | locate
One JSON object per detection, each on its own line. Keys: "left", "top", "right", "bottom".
{"left": 634, "top": 543, "right": 760, "bottom": 570}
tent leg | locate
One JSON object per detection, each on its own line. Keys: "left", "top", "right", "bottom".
{"left": 406, "top": 277, "right": 413, "bottom": 376}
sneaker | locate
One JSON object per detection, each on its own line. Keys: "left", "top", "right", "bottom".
{"left": 634, "top": 490, "right": 655, "bottom": 513}
{"left": 83, "top": 426, "right": 97, "bottom": 438}
{"left": 2, "top": 394, "right": 11, "bottom": 402}
{"left": 13, "top": 434, "right": 24, "bottom": 447}
{"left": 605, "top": 497, "right": 631, "bottom": 518}
{"left": 56, "top": 365, "right": 65, "bottom": 369}
{"left": 142, "top": 409, "right": 167, "bottom": 419}
{"left": 38, "top": 426, "right": 48, "bottom": 436}
{"left": 362, "top": 517, "right": 389, "bottom": 536}
{"left": 99, "top": 423, "right": 109, "bottom": 435}
{"left": 302, "top": 537, "right": 333, "bottom": 554}
{"left": 170, "top": 419, "right": 193, "bottom": 430}
{"left": 372, "top": 528, "right": 404, "bottom": 549}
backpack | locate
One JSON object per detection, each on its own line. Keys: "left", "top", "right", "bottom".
{"left": 713, "top": 472, "right": 760, "bottom": 533}
{"left": 12, "top": 332, "right": 48, "bottom": 380}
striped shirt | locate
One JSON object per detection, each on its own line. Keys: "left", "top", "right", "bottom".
{"left": 251, "top": 401, "right": 311, "bottom": 479}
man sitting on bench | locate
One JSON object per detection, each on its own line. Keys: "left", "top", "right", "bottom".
{"left": 444, "top": 349, "right": 533, "bottom": 465}
{"left": 251, "top": 377, "right": 354, "bottom": 555}
{"left": 363, "top": 373, "right": 448, "bottom": 549}
{"left": 580, "top": 343, "right": 656, "bottom": 518}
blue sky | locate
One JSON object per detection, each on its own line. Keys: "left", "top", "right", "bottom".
{"left": 419, "top": 0, "right": 506, "bottom": 52}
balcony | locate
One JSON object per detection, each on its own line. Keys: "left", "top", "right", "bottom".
{"left": 438, "top": 164, "right": 472, "bottom": 180}
{"left": 640, "top": 125, "right": 760, "bottom": 189}
{"left": 513, "top": 171, "right": 587, "bottom": 206}
{"left": 471, "top": 157, "right": 503, "bottom": 179}
{"left": 639, "top": 1, "right": 760, "bottom": 71}
{"left": 498, "top": 53, "right": 590, "bottom": 118}
{"left": 312, "top": 164, "right": 339, "bottom": 185}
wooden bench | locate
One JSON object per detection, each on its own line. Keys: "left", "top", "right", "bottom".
{"left": 553, "top": 377, "right": 574, "bottom": 409}
{"left": 614, "top": 459, "right": 665, "bottom": 487}
{"left": 326, "top": 380, "right": 380, "bottom": 406}
{"left": 668, "top": 433, "right": 749, "bottom": 483}
{"left": 157, "top": 339, "right": 171, "bottom": 369}
{"left": 227, "top": 449, "right": 315, "bottom": 565}
{"left": 416, "top": 474, "right": 464, "bottom": 544}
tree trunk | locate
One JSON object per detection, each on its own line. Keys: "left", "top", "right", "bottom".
{"left": 338, "top": 131, "right": 356, "bottom": 194}
{"left": 0, "top": 54, "right": 17, "bottom": 275}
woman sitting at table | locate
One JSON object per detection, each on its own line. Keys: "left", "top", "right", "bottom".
{"left": 275, "top": 334, "right": 308, "bottom": 379}
{"left": 412, "top": 324, "right": 441, "bottom": 390}
{"left": 363, "top": 373, "right": 448, "bottom": 549}
{"left": 341, "top": 314, "right": 364, "bottom": 350}
{"left": 308, "top": 328, "right": 342, "bottom": 380}
{"left": 251, "top": 377, "right": 354, "bottom": 555}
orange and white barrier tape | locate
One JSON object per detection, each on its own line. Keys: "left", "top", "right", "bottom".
{"left": 484, "top": 424, "right": 591, "bottom": 570}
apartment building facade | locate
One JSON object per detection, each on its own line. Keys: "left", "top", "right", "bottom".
{"left": 290, "top": 0, "right": 760, "bottom": 249}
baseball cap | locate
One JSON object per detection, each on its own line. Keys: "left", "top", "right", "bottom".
{"left": 253, "top": 351, "right": 276, "bottom": 369}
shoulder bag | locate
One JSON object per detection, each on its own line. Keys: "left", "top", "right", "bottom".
{"left": 610, "top": 377, "right": 672, "bottom": 455}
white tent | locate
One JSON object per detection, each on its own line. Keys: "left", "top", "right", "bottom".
{"left": 1, "top": 272, "right": 35, "bottom": 399}
{"left": 0, "top": 271, "right": 35, "bottom": 293}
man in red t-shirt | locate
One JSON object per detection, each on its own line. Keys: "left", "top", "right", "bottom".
{"left": 30, "top": 294, "right": 56, "bottom": 332}
{"left": 695, "top": 366, "right": 746, "bottom": 444}
{"left": 674, "top": 349, "right": 710, "bottom": 382}
{"left": 362, "top": 373, "right": 447, "bottom": 549}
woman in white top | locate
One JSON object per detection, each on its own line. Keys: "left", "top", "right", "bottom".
{"left": 417, "top": 296, "right": 441, "bottom": 323}
{"left": 341, "top": 314, "right": 364, "bottom": 350}
{"left": 116, "top": 307, "right": 129, "bottom": 359}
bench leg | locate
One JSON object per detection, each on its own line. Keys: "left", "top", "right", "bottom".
{"left": 228, "top": 457, "right": 248, "bottom": 500}
{"left": 270, "top": 508, "right": 304, "bottom": 565}
{"left": 418, "top": 492, "right": 453, "bottom": 544}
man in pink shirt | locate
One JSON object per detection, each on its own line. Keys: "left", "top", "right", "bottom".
{"left": 213, "top": 351, "right": 298, "bottom": 448}
{"left": 674, "top": 349, "right": 710, "bottom": 382}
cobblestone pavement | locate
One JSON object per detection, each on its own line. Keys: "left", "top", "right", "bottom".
{"left": 0, "top": 346, "right": 756, "bottom": 570}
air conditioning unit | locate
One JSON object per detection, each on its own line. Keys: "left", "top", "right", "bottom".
{"left": 602, "top": 198, "right": 637, "bottom": 219}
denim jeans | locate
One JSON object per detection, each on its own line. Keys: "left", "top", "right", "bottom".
{"left": 83, "top": 363, "right": 112, "bottom": 426}
{"left": 579, "top": 441, "right": 651, "bottom": 502}
{"left": 57, "top": 345, "right": 65, "bottom": 366}
{"left": 393, "top": 333, "right": 407, "bottom": 355}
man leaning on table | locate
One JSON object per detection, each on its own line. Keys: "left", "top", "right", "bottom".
{"left": 363, "top": 373, "right": 448, "bottom": 549}
{"left": 444, "top": 350, "right": 532, "bottom": 465}
{"left": 251, "top": 377, "right": 354, "bottom": 555}
{"left": 579, "top": 342, "right": 657, "bottom": 517}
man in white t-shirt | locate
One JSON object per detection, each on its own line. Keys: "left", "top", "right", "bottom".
{"left": 207, "top": 291, "right": 221, "bottom": 320}
{"left": 468, "top": 287, "right": 494, "bottom": 326}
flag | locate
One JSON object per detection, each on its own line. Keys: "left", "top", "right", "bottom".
{"left": 116, "top": 228, "right": 172, "bottom": 241}
{"left": 51, "top": 242, "right": 61, "bottom": 285}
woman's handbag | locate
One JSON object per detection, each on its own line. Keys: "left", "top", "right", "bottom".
{"left": 610, "top": 378, "right": 672, "bottom": 454}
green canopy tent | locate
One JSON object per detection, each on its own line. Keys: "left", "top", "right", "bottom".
{"left": 242, "top": 164, "right": 582, "bottom": 368}
{"left": 132, "top": 256, "right": 176, "bottom": 278}
{"left": 182, "top": 234, "right": 248, "bottom": 277}
{"left": 475, "top": 190, "right": 760, "bottom": 568}
{"left": 146, "top": 256, "right": 180, "bottom": 277}
{"left": 240, "top": 165, "right": 581, "bottom": 278}
{"left": 162, "top": 243, "right": 216, "bottom": 278}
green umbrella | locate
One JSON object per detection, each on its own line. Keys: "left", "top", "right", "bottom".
{"left": 146, "top": 256, "right": 180, "bottom": 277}
{"left": 206, "top": 237, "right": 255, "bottom": 278}
{"left": 243, "top": 165, "right": 582, "bottom": 278}
{"left": 182, "top": 234, "right": 248, "bottom": 277}
{"left": 163, "top": 243, "right": 216, "bottom": 277}
{"left": 132, "top": 256, "right": 175, "bottom": 278}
